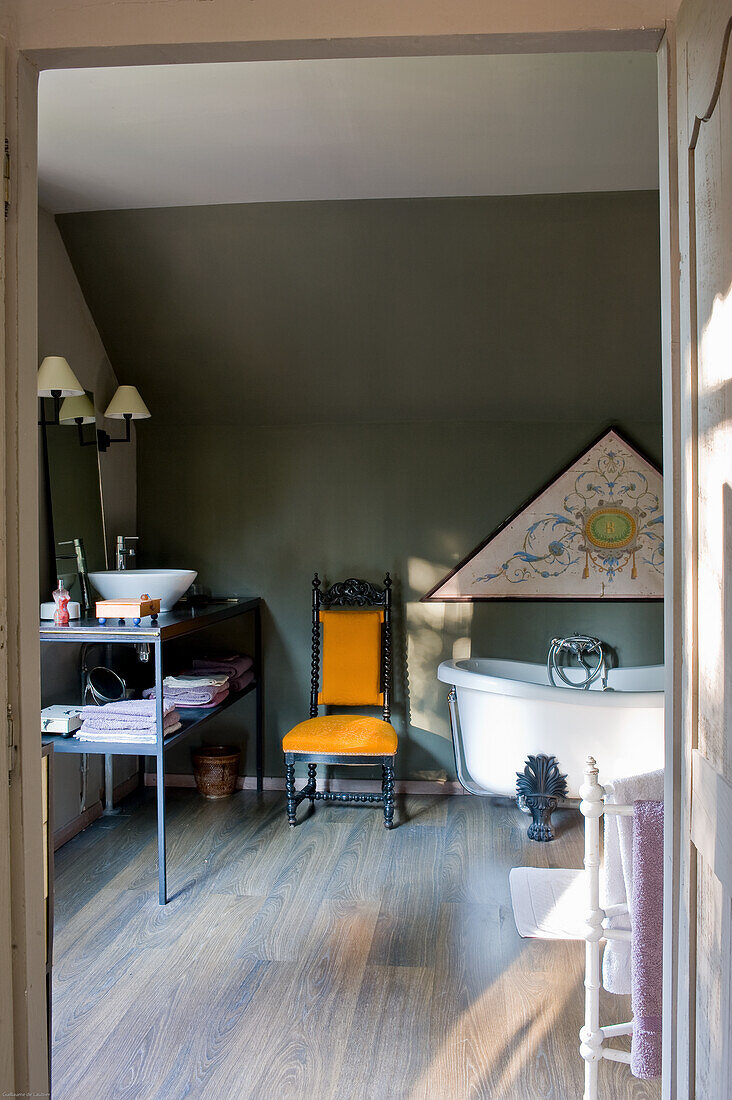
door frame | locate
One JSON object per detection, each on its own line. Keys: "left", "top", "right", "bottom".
{"left": 657, "top": 26, "right": 684, "bottom": 1100}
{"left": 4, "top": 22, "right": 683, "bottom": 1096}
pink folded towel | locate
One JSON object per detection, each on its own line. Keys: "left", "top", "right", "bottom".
{"left": 192, "top": 654, "right": 253, "bottom": 682}
{"left": 177, "top": 687, "right": 229, "bottom": 709}
{"left": 229, "top": 669, "right": 255, "bottom": 693}
{"left": 143, "top": 685, "right": 230, "bottom": 708}
{"left": 630, "top": 799, "right": 664, "bottom": 1079}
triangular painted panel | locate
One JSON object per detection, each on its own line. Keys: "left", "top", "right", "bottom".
{"left": 424, "top": 429, "right": 663, "bottom": 601}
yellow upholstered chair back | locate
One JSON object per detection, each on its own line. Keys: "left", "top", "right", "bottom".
{"left": 310, "top": 574, "right": 392, "bottom": 723}
{"left": 318, "top": 609, "right": 384, "bottom": 707}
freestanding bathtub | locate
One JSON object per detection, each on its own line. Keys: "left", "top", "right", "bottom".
{"left": 437, "top": 658, "right": 664, "bottom": 798}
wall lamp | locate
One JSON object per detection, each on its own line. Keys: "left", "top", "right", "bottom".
{"left": 58, "top": 385, "right": 152, "bottom": 450}
{"left": 97, "top": 386, "right": 151, "bottom": 451}
{"left": 37, "top": 356, "right": 84, "bottom": 425}
{"left": 58, "top": 393, "right": 98, "bottom": 446}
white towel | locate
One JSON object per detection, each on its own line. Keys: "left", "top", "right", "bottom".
{"left": 509, "top": 867, "right": 586, "bottom": 940}
{"left": 75, "top": 721, "right": 182, "bottom": 744}
{"left": 163, "top": 674, "right": 229, "bottom": 689}
{"left": 601, "top": 768, "right": 664, "bottom": 994}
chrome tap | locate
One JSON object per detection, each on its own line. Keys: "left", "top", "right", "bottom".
{"left": 116, "top": 535, "right": 139, "bottom": 570}
{"left": 57, "top": 537, "right": 91, "bottom": 612}
{"left": 547, "top": 634, "right": 607, "bottom": 690}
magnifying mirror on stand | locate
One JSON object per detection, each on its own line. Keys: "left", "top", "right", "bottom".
{"left": 84, "top": 665, "right": 127, "bottom": 705}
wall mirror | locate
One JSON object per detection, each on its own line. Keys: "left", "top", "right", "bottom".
{"left": 41, "top": 391, "right": 108, "bottom": 611}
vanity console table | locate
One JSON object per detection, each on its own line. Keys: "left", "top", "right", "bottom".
{"left": 41, "top": 597, "right": 263, "bottom": 904}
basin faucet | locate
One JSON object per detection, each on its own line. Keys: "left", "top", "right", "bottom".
{"left": 57, "top": 537, "right": 92, "bottom": 612}
{"left": 116, "top": 535, "right": 139, "bottom": 570}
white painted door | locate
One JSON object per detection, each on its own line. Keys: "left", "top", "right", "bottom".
{"left": 675, "top": 2, "right": 732, "bottom": 1096}
{"left": 0, "top": 37, "right": 15, "bottom": 1093}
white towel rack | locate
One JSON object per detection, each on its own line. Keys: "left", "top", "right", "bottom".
{"left": 579, "top": 755, "right": 634, "bottom": 1100}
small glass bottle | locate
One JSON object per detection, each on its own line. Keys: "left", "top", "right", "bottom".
{"left": 52, "top": 579, "right": 70, "bottom": 626}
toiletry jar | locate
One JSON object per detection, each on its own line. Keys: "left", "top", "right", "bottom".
{"left": 41, "top": 601, "right": 81, "bottom": 620}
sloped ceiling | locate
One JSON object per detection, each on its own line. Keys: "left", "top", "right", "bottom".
{"left": 39, "top": 52, "right": 658, "bottom": 213}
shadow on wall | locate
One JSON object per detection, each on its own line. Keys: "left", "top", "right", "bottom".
{"left": 404, "top": 557, "right": 474, "bottom": 776}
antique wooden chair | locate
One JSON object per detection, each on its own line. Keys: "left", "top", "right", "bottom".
{"left": 282, "top": 573, "right": 397, "bottom": 828}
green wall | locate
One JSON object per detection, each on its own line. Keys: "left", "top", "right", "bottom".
{"left": 57, "top": 192, "right": 661, "bottom": 428}
{"left": 138, "top": 420, "right": 662, "bottom": 781}
{"left": 59, "top": 193, "right": 663, "bottom": 782}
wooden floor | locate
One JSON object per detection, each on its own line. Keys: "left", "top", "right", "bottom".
{"left": 52, "top": 790, "right": 661, "bottom": 1100}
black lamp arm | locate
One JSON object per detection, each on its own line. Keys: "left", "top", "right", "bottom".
{"left": 37, "top": 390, "right": 62, "bottom": 427}
{"left": 97, "top": 414, "right": 133, "bottom": 452}
{"left": 76, "top": 418, "right": 97, "bottom": 447}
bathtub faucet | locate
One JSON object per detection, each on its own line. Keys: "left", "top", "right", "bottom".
{"left": 547, "top": 634, "right": 607, "bottom": 690}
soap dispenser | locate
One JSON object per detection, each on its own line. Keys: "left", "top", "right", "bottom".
{"left": 52, "top": 578, "right": 70, "bottom": 625}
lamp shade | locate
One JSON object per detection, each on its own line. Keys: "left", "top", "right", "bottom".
{"left": 37, "top": 356, "right": 84, "bottom": 397}
{"left": 104, "top": 385, "right": 151, "bottom": 420}
{"left": 59, "top": 393, "right": 96, "bottom": 425}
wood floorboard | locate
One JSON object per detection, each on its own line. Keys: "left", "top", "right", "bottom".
{"left": 321, "top": 816, "right": 394, "bottom": 904}
{"left": 367, "top": 824, "right": 445, "bottom": 967}
{"left": 53, "top": 892, "right": 266, "bottom": 1096}
{"left": 51, "top": 789, "right": 660, "bottom": 1100}
{"left": 334, "top": 964, "right": 434, "bottom": 1099}
{"left": 229, "top": 899, "right": 380, "bottom": 1099}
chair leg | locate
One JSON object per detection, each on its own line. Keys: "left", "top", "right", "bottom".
{"left": 308, "top": 762, "right": 317, "bottom": 803}
{"left": 286, "top": 760, "right": 297, "bottom": 827}
{"left": 382, "top": 762, "right": 395, "bottom": 829}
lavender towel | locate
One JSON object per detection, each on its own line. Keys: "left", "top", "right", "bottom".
{"left": 80, "top": 708, "right": 180, "bottom": 734}
{"left": 175, "top": 687, "right": 229, "bottom": 709}
{"left": 630, "top": 799, "right": 664, "bottom": 1079}
{"left": 81, "top": 699, "right": 176, "bottom": 721}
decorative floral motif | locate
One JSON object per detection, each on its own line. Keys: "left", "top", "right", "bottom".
{"left": 478, "top": 442, "right": 662, "bottom": 587}
{"left": 424, "top": 429, "right": 664, "bottom": 601}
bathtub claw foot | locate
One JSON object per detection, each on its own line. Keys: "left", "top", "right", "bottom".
{"left": 522, "top": 794, "right": 559, "bottom": 841}
{"left": 516, "top": 753, "right": 568, "bottom": 842}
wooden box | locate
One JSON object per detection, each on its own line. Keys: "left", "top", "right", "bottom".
{"left": 95, "top": 596, "right": 161, "bottom": 619}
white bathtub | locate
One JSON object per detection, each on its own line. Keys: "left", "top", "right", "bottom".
{"left": 437, "top": 658, "right": 664, "bottom": 798}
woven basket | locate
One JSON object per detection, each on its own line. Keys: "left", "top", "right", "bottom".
{"left": 192, "top": 746, "right": 241, "bottom": 800}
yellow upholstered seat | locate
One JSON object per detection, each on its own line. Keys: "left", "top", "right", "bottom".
{"left": 283, "top": 713, "right": 397, "bottom": 756}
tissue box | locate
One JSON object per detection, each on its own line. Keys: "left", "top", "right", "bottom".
{"left": 41, "top": 705, "right": 82, "bottom": 735}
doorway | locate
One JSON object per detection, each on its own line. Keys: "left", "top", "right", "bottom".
{"left": 8, "top": 27, "right": 678, "bottom": 1100}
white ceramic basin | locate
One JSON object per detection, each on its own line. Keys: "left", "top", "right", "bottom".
{"left": 89, "top": 569, "right": 197, "bottom": 612}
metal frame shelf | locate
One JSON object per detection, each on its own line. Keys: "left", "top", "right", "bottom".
{"left": 41, "top": 597, "right": 264, "bottom": 904}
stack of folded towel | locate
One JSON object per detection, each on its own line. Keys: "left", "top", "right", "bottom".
{"left": 191, "top": 653, "right": 254, "bottom": 692}
{"left": 143, "top": 674, "right": 230, "bottom": 709}
{"left": 75, "top": 699, "right": 181, "bottom": 744}
{"left": 140, "top": 654, "right": 254, "bottom": 710}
